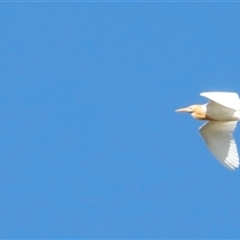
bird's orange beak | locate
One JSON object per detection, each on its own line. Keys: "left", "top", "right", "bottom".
{"left": 175, "top": 107, "right": 191, "bottom": 113}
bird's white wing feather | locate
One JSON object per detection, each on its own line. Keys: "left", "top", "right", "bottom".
{"left": 199, "top": 121, "right": 239, "bottom": 170}
{"left": 200, "top": 92, "right": 240, "bottom": 110}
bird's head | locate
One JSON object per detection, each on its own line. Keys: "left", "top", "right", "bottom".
{"left": 176, "top": 104, "right": 206, "bottom": 120}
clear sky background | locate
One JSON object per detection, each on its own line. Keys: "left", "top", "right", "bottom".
{"left": 1, "top": 2, "right": 240, "bottom": 238}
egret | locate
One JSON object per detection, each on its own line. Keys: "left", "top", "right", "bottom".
{"left": 176, "top": 92, "right": 240, "bottom": 170}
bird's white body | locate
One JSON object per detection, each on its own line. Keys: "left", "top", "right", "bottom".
{"left": 204, "top": 103, "right": 240, "bottom": 122}
{"left": 201, "top": 92, "right": 240, "bottom": 121}
{"left": 176, "top": 92, "right": 240, "bottom": 170}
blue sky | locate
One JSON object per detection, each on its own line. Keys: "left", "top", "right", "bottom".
{"left": 1, "top": 2, "right": 240, "bottom": 238}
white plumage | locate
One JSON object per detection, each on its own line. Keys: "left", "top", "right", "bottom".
{"left": 176, "top": 91, "right": 240, "bottom": 170}
{"left": 199, "top": 121, "right": 239, "bottom": 170}
{"left": 200, "top": 92, "right": 240, "bottom": 110}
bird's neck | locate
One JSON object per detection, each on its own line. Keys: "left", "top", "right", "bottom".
{"left": 192, "top": 104, "right": 209, "bottom": 120}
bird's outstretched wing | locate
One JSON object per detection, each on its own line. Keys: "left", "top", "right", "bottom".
{"left": 199, "top": 121, "right": 239, "bottom": 170}
{"left": 200, "top": 92, "right": 240, "bottom": 110}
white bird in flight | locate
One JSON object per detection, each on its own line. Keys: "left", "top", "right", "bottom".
{"left": 176, "top": 92, "right": 240, "bottom": 170}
